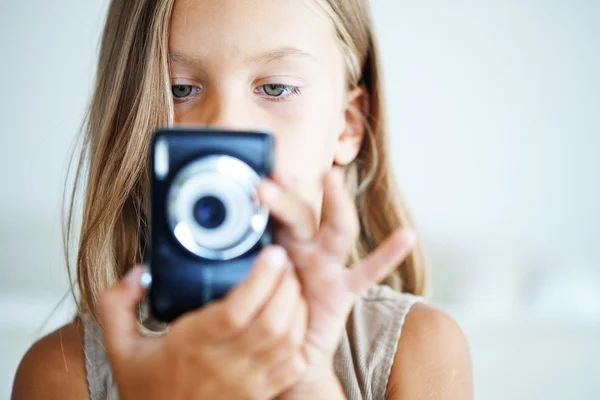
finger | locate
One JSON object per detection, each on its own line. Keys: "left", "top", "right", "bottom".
{"left": 233, "top": 269, "right": 302, "bottom": 356}
{"left": 345, "top": 229, "right": 417, "bottom": 295}
{"left": 258, "top": 294, "right": 308, "bottom": 369}
{"left": 263, "top": 353, "right": 307, "bottom": 398}
{"left": 270, "top": 171, "right": 290, "bottom": 188}
{"left": 182, "top": 246, "right": 290, "bottom": 341}
{"left": 288, "top": 295, "right": 308, "bottom": 351}
{"left": 258, "top": 179, "right": 317, "bottom": 243}
{"left": 98, "top": 265, "right": 146, "bottom": 358}
{"left": 317, "top": 168, "right": 359, "bottom": 260}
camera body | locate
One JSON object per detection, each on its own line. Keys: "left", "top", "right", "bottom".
{"left": 147, "top": 127, "right": 274, "bottom": 322}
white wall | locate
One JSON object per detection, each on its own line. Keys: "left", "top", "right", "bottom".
{"left": 374, "top": 0, "right": 600, "bottom": 260}
{"left": 1, "top": 0, "right": 599, "bottom": 399}
{"left": 0, "top": 0, "right": 110, "bottom": 396}
{"left": 1, "top": 0, "right": 110, "bottom": 295}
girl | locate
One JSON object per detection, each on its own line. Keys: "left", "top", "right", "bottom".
{"left": 12, "top": 0, "right": 472, "bottom": 399}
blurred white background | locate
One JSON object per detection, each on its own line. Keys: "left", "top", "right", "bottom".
{"left": 1, "top": 0, "right": 599, "bottom": 399}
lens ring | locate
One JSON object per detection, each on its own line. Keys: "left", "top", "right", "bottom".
{"left": 166, "top": 155, "right": 268, "bottom": 260}
{"left": 181, "top": 174, "right": 251, "bottom": 250}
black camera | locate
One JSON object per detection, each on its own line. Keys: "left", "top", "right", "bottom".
{"left": 146, "top": 127, "right": 274, "bottom": 322}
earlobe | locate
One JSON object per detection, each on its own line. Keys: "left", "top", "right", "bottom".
{"left": 334, "top": 85, "right": 370, "bottom": 166}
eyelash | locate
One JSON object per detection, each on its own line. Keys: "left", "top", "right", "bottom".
{"left": 170, "top": 84, "right": 302, "bottom": 103}
{"left": 254, "top": 84, "right": 302, "bottom": 102}
{"left": 171, "top": 85, "right": 201, "bottom": 103}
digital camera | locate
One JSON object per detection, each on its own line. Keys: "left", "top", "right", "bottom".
{"left": 146, "top": 127, "right": 274, "bottom": 322}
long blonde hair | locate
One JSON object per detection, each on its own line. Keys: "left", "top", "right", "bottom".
{"left": 65, "top": 0, "right": 429, "bottom": 326}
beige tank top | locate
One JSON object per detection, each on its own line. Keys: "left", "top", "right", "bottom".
{"left": 82, "top": 284, "right": 423, "bottom": 400}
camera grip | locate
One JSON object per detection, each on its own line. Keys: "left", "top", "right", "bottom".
{"left": 148, "top": 253, "right": 258, "bottom": 322}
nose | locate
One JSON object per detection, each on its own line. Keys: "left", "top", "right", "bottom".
{"left": 206, "top": 98, "right": 242, "bottom": 130}
{"left": 203, "top": 91, "right": 264, "bottom": 132}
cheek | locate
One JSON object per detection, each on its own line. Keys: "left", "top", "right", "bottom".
{"left": 272, "top": 93, "right": 342, "bottom": 210}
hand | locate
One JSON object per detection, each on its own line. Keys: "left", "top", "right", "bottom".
{"left": 98, "top": 246, "right": 308, "bottom": 400}
{"left": 258, "top": 168, "right": 417, "bottom": 393}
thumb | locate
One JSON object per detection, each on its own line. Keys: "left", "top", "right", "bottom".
{"left": 98, "top": 265, "right": 147, "bottom": 358}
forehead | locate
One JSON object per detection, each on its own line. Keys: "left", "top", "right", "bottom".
{"left": 169, "top": 0, "right": 341, "bottom": 66}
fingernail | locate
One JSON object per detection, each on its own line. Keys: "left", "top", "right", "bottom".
{"left": 283, "top": 259, "right": 295, "bottom": 270}
{"left": 265, "top": 246, "right": 287, "bottom": 269}
{"left": 124, "top": 265, "right": 143, "bottom": 287}
{"left": 261, "top": 180, "right": 279, "bottom": 201}
{"left": 272, "top": 172, "right": 290, "bottom": 187}
{"left": 403, "top": 230, "right": 417, "bottom": 247}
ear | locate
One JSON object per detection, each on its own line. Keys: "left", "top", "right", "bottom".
{"left": 334, "top": 85, "right": 370, "bottom": 166}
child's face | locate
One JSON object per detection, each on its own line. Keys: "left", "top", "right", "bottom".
{"left": 169, "top": 0, "right": 361, "bottom": 216}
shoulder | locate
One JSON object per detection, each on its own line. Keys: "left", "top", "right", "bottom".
{"left": 335, "top": 285, "right": 424, "bottom": 398}
{"left": 11, "top": 320, "right": 89, "bottom": 400}
{"left": 346, "top": 285, "right": 423, "bottom": 351}
{"left": 386, "top": 303, "right": 473, "bottom": 399}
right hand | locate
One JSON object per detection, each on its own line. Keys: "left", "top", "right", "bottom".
{"left": 98, "top": 245, "right": 308, "bottom": 400}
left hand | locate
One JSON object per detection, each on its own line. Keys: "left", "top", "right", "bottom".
{"left": 258, "top": 168, "right": 417, "bottom": 395}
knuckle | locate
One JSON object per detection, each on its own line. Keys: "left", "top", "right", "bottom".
{"left": 172, "top": 348, "right": 204, "bottom": 379}
{"left": 221, "top": 304, "right": 248, "bottom": 331}
{"left": 262, "top": 373, "right": 282, "bottom": 396}
{"left": 289, "top": 320, "right": 305, "bottom": 347}
{"left": 245, "top": 386, "right": 264, "bottom": 400}
{"left": 258, "top": 315, "right": 287, "bottom": 339}
{"left": 287, "top": 359, "right": 304, "bottom": 379}
{"left": 170, "top": 341, "right": 213, "bottom": 373}
{"left": 279, "top": 332, "right": 300, "bottom": 351}
{"left": 269, "top": 357, "right": 305, "bottom": 391}
{"left": 249, "top": 384, "right": 266, "bottom": 400}
{"left": 289, "top": 355, "right": 307, "bottom": 378}
{"left": 176, "top": 344, "right": 199, "bottom": 367}
{"left": 242, "top": 374, "right": 266, "bottom": 400}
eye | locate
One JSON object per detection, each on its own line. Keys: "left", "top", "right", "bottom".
{"left": 263, "top": 84, "right": 286, "bottom": 97}
{"left": 255, "top": 84, "right": 301, "bottom": 101}
{"left": 171, "top": 85, "right": 195, "bottom": 99}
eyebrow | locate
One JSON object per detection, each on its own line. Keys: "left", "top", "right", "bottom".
{"left": 169, "top": 51, "right": 204, "bottom": 68}
{"left": 250, "top": 47, "right": 318, "bottom": 64}
{"left": 168, "top": 47, "right": 317, "bottom": 68}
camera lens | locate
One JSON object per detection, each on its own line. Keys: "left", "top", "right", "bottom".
{"left": 167, "top": 155, "right": 269, "bottom": 260}
{"left": 193, "top": 196, "right": 226, "bottom": 229}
